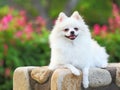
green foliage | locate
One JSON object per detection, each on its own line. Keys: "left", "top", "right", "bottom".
{"left": 48, "top": 0, "right": 68, "bottom": 17}
{"left": 12, "top": 0, "right": 68, "bottom": 17}
{"left": 0, "top": 6, "right": 50, "bottom": 90}
{"left": 77, "top": 0, "right": 112, "bottom": 25}
{"left": 14, "top": 0, "right": 39, "bottom": 16}
{"left": 0, "top": 0, "right": 113, "bottom": 26}
{"left": 0, "top": 29, "right": 50, "bottom": 90}
{"left": 94, "top": 31, "right": 120, "bottom": 62}
{"left": 92, "top": 3, "right": 120, "bottom": 63}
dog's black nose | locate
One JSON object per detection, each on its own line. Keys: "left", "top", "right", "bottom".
{"left": 70, "top": 31, "right": 74, "bottom": 35}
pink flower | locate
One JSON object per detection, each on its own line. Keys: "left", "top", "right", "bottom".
{"left": 115, "top": 16, "right": 120, "bottom": 26}
{"left": 1, "top": 14, "right": 12, "bottom": 30}
{"left": 17, "top": 17, "right": 26, "bottom": 26}
{"left": 4, "top": 44, "right": 8, "bottom": 50}
{"left": 24, "top": 24, "right": 33, "bottom": 33}
{"left": 24, "top": 24, "right": 33, "bottom": 39}
{"left": 2, "top": 17, "right": 9, "bottom": 29}
{"left": 112, "top": 3, "right": 119, "bottom": 17}
{"left": 0, "top": 60, "right": 4, "bottom": 66}
{"left": 108, "top": 18, "right": 114, "bottom": 31}
{"left": 7, "top": 14, "right": 13, "bottom": 22}
{"left": 19, "top": 10, "right": 26, "bottom": 16}
{"left": 15, "top": 31, "right": 23, "bottom": 38}
{"left": 108, "top": 18, "right": 113, "bottom": 25}
{"left": 101, "top": 25, "right": 108, "bottom": 32}
{"left": 93, "top": 24, "right": 101, "bottom": 35}
{"left": 1, "top": 23, "right": 8, "bottom": 30}
{"left": 4, "top": 44, "right": 8, "bottom": 55}
{"left": 36, "top": 16, "right": 46, "bottom": 26}
{"left": 2, "top": 14, "right": 12, "bottom": 24}
{"left": 5, "top": 68, "right": 11, "bottom": 77}
{"left": 36, "top": 16, "right": 44, "bottom": 22}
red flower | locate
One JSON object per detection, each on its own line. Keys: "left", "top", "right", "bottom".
{"left": 93, "top": 24, "right": 101, "bottom": 35}
{"left": 24, "top": 24, "right": 33, "bottom": 33}
{"left": 1, "top": 14, "right": 13, "bottom": 30}
{"left": 0, "top": 60, "right": 4, "bottom": 66}
{"left": 2, "top": 14, "right": 12, "bottom": 24}
{"left": 6, "top": 14, "right": 13, "bottom": 22}
{"left": 17, "top": 17, "right": 26, "bottom": 26}
{"left": 4, "top": 44, "right": 8, "bottom": 55}
{"left": 19, "top": 10, "right": 26, "bottom": 16}
{"left": 15, "top": 31, "right": 23, "bottom": 38}
{"left": 101, "top": 25, "right": 108, "bottom": 32}
{"left": 112, "top": 3, "right": 119, "bottom": 17}
{"left": 5, "top": 68, "right": 11, "bottom": 77}
{"left": 36, "top": 16, "right": 46, "bottom": 26}
{"left": 24, "top": 23, "right": 33, "bottom": 39}
{"left": 4, "top": 44, "right": 8, "bottom": 50}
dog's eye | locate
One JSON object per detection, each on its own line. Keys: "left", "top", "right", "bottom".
{"left": 64, "top": 28, "right": 69, "bottom": 32}
{"left": 74, "top": 27, "right": 79, "bottom": 31}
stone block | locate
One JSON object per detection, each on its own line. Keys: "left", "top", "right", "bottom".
{"left": 89, "top": 68, "right": 112, "bottom": 87}
{"left": 13, "top": 63, "right": 120, "bottom": 90}
{"left": 51, "top": 68, "right": 82, "bottom": 90}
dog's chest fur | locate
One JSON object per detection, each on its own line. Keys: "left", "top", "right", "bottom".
{"left": 51, "top": 39, "right": 93, "bottom": 68}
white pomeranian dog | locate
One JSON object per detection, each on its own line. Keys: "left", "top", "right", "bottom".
{"left": 48, "top": 11, "right": 109, "bottom": 88}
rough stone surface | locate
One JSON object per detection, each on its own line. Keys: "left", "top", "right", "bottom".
{"left": 51, "top": 68, "right": 82, "bottom": 90}
{"left": 89, "top": 68, "right": 112, "bottom": 87}
{"left": 116, "top": 67, "right": 120, "bottom": 87}
{"left": 31, "top": 66, "right": 53, "bottom": 84}
{"left": 29, "top": 69, "right": 52, "bottom": 90}
{"left": 13, "top": 63, "right": 120, "bottom": 90}
{"left": 108, "top": 63, "right": 120, "bottom": 87}
{"left": 108, "top": 63, "right": 120, "bottom": 67}
{"left": 13, "top": 66, "right": 35, "bottom": 90}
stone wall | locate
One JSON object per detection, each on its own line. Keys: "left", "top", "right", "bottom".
{"left": 13, "top": 63, "right": 120, "bottom": 90}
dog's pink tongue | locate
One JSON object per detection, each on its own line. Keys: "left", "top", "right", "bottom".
{"left": 69, "top": 35, "right": 76, "bottom": 40}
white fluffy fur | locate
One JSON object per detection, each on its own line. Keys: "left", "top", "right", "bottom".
{"left": 48, "top": 11, "right": 109, "bottom": 88}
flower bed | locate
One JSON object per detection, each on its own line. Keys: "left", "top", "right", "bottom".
{"left": 0, "top": 6, "right": 50, "bottom": 90}
{"left": 92, "top": 4, "right": 120, "bottom": 63}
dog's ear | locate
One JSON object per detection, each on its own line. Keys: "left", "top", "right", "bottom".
{"left": 56, "top": 12, "right": 67, "bottom": 23}
{"left": 71, "top": 11, "right": 83, "bottom": 21}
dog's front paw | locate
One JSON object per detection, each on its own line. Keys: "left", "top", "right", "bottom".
{"left": 71, "top": 69, "right": 81, "bottom": 76}
{"left": 101, "top": 63, "right": 108, "bottom": 68}
{"left": 83, "top": 80, "right": 89, "bottom": 88}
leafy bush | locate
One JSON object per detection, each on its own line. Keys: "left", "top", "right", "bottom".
{"left": 78, "top": 0, "right": 112, "bottom": 25}
{"left": 0, "top": 6, "right": 50, "bottom": 90}
{"left": 92, "top": 4, "right": 120, "bottom": 63}
{"left": 94, "top": 32, "right": 120, "bottom": 62}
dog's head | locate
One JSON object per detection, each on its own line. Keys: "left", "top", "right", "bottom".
{"left": 53, "top": 11, "right": 88, "bottom": 41}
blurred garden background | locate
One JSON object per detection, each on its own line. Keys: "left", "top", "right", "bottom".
{"left": 0, "top": 0, "right": 120, "bottom": 90}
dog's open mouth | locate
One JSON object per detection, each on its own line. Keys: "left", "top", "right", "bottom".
{"left": 65, "top": 35, "right": 78, "bottom": 40}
